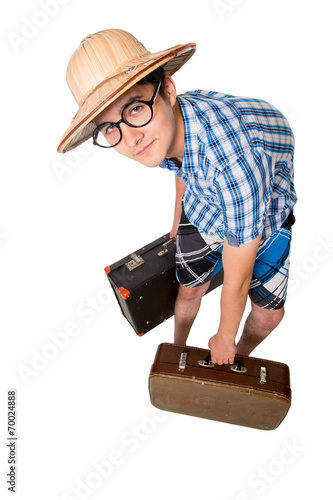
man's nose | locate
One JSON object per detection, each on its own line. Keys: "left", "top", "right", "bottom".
{"left": 120, "top": 123, "right": 144, "bottom": 147}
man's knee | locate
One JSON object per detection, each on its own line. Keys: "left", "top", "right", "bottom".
{"left": 177, "top": 282, "right": 210, "bottom": 301}
{"left": 251, "top": 303, "right": 285, "bottom": 330}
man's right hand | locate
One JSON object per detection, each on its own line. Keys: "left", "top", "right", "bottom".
{"left": 170, "top": 222, "right": 179, "bottom": 239}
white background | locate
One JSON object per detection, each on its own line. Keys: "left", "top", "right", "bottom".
{"left": 1, "top": 0, "right": 332, "bottom": 499}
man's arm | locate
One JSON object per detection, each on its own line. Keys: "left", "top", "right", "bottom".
{"left": 208, "top": 233, "right": 262, "bottom": 365}
{"left": 170, "top": 175, "right": 186, "bottom": 238}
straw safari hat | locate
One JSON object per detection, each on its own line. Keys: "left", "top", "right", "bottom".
{"left": 57, "top": 29, "right": 196, "bottom": 153}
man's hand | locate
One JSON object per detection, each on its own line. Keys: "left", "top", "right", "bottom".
{"left": 170, "top": 222, "right": 179, "bottom": 239}
{"left": 209, "top": 233, "right": 262, "bottom": 363}
{"left": 208, "top": 334, "right": 236, "bottom": 365}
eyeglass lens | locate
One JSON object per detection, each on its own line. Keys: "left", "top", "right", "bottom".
{"left": 95, "top": 101, "right": 153, "bottom": 147}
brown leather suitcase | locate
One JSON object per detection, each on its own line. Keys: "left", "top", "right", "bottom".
{"left": 104, "top": 233, "right": 223, "bottom": 336}
{"left": 149, "top": 343, "right": 292, "bottom": 430}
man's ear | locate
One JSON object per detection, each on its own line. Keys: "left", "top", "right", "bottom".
{"left": 162, "top": 75, "right": 178, "bottom": 107}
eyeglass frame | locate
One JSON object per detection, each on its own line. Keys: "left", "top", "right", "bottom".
{"left": 92, "top": 81, "right": 162, "bottom": 148}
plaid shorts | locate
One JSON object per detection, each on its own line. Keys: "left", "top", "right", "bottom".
{"left": 175, "top": 210, "right": 294, "bottom": 310}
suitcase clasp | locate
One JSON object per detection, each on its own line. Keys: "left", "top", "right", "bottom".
{"left": 125, "top": 253, "right": 145, "bottom": 271}
{"left": 178, "top": 352, "right": 188, "bottom": 371}
{"left": 260, "top": 366, "right": 267, "bottom": 384}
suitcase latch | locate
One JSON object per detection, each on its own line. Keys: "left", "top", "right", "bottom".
{"left": 260, "top": 366, "right": 267, "bottom": 384}
{"left": 125, "top": 253, "right": 145, "bottom": 271}
{"left": 178, "top": 352, "right": 188, "bottom": 371}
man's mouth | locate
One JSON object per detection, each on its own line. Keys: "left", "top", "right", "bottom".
{"left": 136, "top": 140, "right": 155, "bottom": 156}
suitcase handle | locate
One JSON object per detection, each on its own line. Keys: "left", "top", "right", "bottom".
{"left": 157, "top": 237, "right": 175, "bottom": 257}
{"left": 199, "top": 355, "right": 247, "bottom": 373}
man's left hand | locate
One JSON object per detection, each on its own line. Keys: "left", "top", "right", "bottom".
{"left": 208, "top": 334, "right": 236, "bottom": 365}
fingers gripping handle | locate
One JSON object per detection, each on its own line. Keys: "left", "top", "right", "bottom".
{"left": 203, "top": 355, "right": 247, "bottom": 372}
{"left": 179, "top": 352, "right": 248, "bottom": 373}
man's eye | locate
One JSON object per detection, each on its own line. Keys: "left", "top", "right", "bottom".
{"left": 104, "top": 124, "right": 116, "bottom": 135}
{"left": 129, "top": 104, "right": 144, "bottom": 116}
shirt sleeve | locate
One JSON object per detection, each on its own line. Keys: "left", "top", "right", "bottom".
{"left": 218, "top": 148, "right": 272, "bottom": 247}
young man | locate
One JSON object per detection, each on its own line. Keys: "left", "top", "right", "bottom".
{"left": 58, "top": 29, "right": 297, "bottom": 365}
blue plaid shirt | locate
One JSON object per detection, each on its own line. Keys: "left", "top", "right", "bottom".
{"left": 159, "top": 90, "right": 297, "bottom": 247}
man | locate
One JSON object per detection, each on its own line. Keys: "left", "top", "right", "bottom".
{"left": 58, "top": 29, "right": 297, "bottom": 365}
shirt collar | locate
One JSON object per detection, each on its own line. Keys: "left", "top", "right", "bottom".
{"left": 159, "top": 94, "right": 199, "bottom": 175}
{"left": 177, "top": 94, "right": 199, "bottom": 175}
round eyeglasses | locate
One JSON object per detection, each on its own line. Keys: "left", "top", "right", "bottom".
{"left": 92, "top": 81, "right": 162, "bottom": 148}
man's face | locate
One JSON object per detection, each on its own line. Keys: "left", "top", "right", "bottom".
{"left": 93, "top": 76, "right": 183, "bottom": 167}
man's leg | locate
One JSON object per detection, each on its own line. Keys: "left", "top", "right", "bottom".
{"left": 174, "top": 282, "right": 210, "bottom": 345}
{"left": 236, "top": 226, "right": 293, "bottom": 356}
{"left": 173, "top": 208, "right": 223, "bottom": 345}
{"left": 236, "top": 302, "right": 284, "bottom": 356}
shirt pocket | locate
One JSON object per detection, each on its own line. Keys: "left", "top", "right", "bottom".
{"left": 186, "top": 162, "right": 220, "bottom": 204}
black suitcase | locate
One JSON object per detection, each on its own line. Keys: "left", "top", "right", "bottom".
{"left": 104, "top": 233, "right": 223, "bottom": 336}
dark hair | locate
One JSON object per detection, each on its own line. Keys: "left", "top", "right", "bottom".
{"left": 138, "top": 67, "right": 166, "bottom": 98}
{"left": 138, "top": 66, "right": 165, "bottom": 84}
